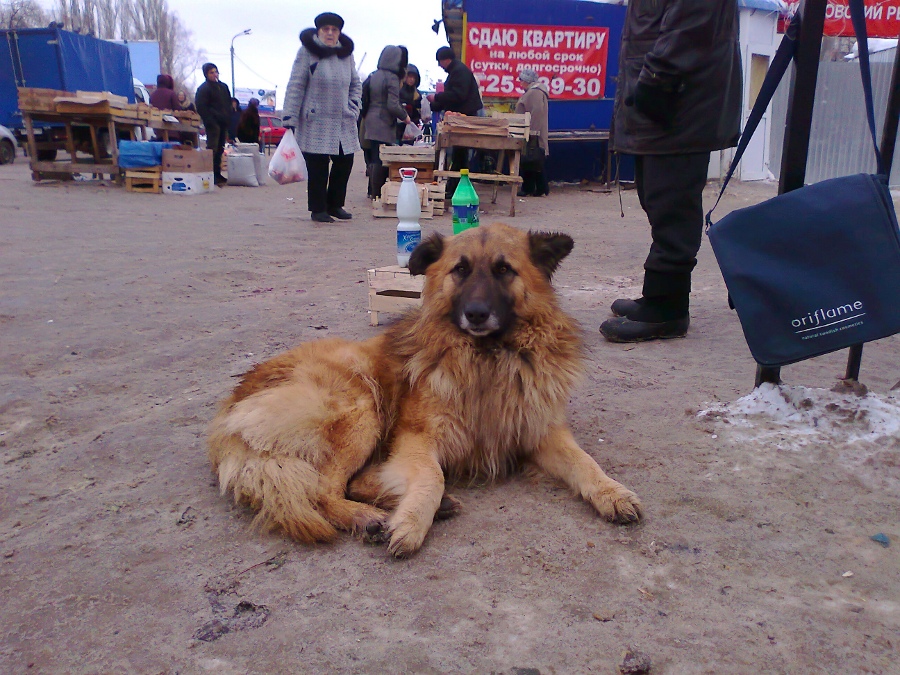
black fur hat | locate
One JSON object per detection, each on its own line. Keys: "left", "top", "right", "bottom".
{"left": 314, "top": 12, "right": 344, "bottom": 29}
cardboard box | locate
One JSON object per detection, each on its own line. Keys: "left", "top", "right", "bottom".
{"left": 161, "top": 148, "right": 214, "bottom": 173}
{"left": 162, "top": 171, "right": 214, "bottom": 195}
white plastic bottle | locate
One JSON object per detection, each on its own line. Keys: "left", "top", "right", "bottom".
{"left": 396, "top": 167, "right": 422, "bottom": 267}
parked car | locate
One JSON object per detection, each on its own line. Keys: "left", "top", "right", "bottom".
{"left": 0, "top": 124, "right": 15, "bottom": 164}
{"left": 259, "top": 114, "right": 286, "bottom": 148}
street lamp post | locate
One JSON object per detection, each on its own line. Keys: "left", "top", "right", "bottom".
{"left": 230, "top": 28, "right": 252, "bottom": 93}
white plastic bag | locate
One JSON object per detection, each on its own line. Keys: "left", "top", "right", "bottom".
{"left": 402, "top": 121, "right": 421, "bottom": 142}
{"left": 268, "top": 130, "right": 307, "bottom": 185}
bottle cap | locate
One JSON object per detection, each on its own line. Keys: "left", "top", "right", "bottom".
{"left": 460, "top": 168, "right": 469, "bottom": 176}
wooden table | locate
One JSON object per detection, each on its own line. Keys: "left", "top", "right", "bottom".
{"left": 547, "top": 129, "right": 613, "bottom": 189}
{"left": 21, "top": 109, "right": 201, "bottom": 183}
{"left": 434, "top": 130, "right": 525, "bottom": 216}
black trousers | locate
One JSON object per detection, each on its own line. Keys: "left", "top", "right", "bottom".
{"left": 635, "top": 152, "right": 710, "bottom": 298}
{"left": 302, "top": 149, "right": 355, "bottom": 213}
{"left": 366, "top": 140, "right": 390, "bottom": 198}
{"left": 205, "top": 121, "right": 227, "bottom": 180}
{"left": 520, "top": 169, "right": 548, "bottom": 196}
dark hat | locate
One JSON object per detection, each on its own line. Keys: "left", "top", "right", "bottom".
{"left": 436, "top": 46, "right": 455, "bottom": 61}
{"left": 314, "top": 12, "right": 344, "bottom": 29}
{"left": 202, "top": 62, "right": 218, "bottom": 77}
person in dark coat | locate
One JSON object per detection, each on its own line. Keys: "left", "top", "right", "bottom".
{"left": 363, "top": 45, "right": 412, "bottom": 198}
{"left": 228, "top": 97, "right": 242, "bottom": 142}
{"left": 397, "top": 63, "right": 422, "bottom": 144}
{"left": 195, "top": 62, "right": 232, "bottom": 185}
{"left": 237, "top": 97, "right": 261, "bottom": 150}
{"left": 429, "top": 46, "right": 484, "bottom": 196}
{"left": 599, "top": 0, "right": 743, "bottom": 343}
{"left": 149, "top": 74, "right": 180, "bottom": 111}
{"left": 430, "top": 46, "right": 482, "bottom": 116}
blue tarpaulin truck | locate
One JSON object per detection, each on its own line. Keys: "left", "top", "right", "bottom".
{"left": 1, "top": 26, "right": 135, "bottom": 160}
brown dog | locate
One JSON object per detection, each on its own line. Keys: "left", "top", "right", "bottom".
{"left": 208, "top": 223, "right": 642, "bottom": 557}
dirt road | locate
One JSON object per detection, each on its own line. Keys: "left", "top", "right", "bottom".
{"left": 1, "top": 156, "right": 897, "bottom": 674}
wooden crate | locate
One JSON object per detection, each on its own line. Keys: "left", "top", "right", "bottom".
{"left": 124, "top": 167, "right": 162, "bottom": 194}
{"left": 427, "top": 183, "right": 446, "bottom": 215}
{"left": 367, "top": 265, "right": 424, "bottom": 325}
{"left": 18, "top": 87, "right": 70, "bottom": 113}
{"left": 387, "top": 161, "right": 434, "bottom": 182}
{"left": 440, "top": 115, "right": 510, "bottom": 136}
{"left": 378, "top": 145, "right": 436, "bottom": 163}
{"left": 491, "top": 111, "right": 531, "bottom": 139}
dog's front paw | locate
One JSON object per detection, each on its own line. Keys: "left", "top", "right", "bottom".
{"left": 434, "top": 493, "right": 462, "bottom": 521}
{"left": 590, "top": 484, "right": 643, "bottom": 525}
{"left": 386, "top": 514, "right": 430, "bottom": 558}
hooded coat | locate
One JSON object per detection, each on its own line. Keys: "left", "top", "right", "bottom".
{"left": 364, "top": 45, "right": 409, "bottom": 144}
{"left": 283, "top": 27, "right": 362, "bottom": 155}
{"left": 149, "top": 74, "right": 180, "bottom": 111}
{"left": 611, "top": 0, "right": 742, "bottom": 155}
{"left": 515, "top": 82, "right": 550, "bottom": 155}
{"left": 399, "top": 63, "right": 422, "bottom": 125}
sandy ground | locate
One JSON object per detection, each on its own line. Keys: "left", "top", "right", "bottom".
{"left": 1, "top": 151, "right": 898, "bottom": 675}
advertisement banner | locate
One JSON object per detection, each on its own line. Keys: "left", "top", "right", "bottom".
{"left": 235, "top": 87, "right": 277, "bottom": 111}
{"left": 465, "top": 22, "right": 610, "bottom": 100}
{"left": 780, "top": 0, "right": 900, "bottom": 37}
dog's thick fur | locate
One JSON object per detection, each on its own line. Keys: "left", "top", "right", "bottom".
{"left": 208, "top": 223, "right": 642, "bottom": 556}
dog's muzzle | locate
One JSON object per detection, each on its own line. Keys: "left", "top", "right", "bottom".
{"left": 459, "top": 301, "right": 501, "bottom": 337}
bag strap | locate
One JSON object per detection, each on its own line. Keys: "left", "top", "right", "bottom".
{"left": 706, "top": 0, "right": 882, "bottom": 226}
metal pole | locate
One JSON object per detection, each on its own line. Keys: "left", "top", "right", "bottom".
{"left": 230, "top": 29, "right": 251, "bottom": 95}
{"left": 755, "top": 0, "right": 827, "bottom": 389}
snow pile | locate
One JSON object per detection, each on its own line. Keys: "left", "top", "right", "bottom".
{"left": 698, "top": 383, "right": 900, "bottom": 449}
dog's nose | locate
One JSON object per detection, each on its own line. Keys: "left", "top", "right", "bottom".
{"left": 463, "top": 302, "right": 491, "bottom": 327}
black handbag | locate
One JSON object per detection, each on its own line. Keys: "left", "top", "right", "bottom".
{"left": 705, "top": 0, "right": 900, "bottom": 367}
{"left": 521, "top": 136, "right": 545, "bottom": 171}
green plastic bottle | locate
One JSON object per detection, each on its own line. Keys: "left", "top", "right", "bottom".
{"left": 451, "top": 169, "right": 480, "bottom": 234}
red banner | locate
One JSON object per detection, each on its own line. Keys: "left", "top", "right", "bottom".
{"left": 780, "top": 0, "right": 900, "bottom": 37}
{"left": 464, "top": 22, "right": 610, "bottom": 100}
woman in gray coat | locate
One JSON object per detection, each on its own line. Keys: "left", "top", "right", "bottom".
{"left": 363, "top": 45, "right": 412, "bottom": 199}
{"left": 283, "top": 12, "right": 362, "bottom": 223}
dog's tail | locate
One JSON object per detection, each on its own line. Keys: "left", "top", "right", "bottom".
{"left": 210, "top": 434, "right": 337, "bottom": 543}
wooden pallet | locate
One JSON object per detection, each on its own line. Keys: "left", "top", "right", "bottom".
{"left": 439, "top": 115, "right": 510, "bottom": 136}
{"left": 367, "top": 265, "right": 424, "bottom": 325}
{"left": 124, "top": 167, "right": 162, "bottom": 194}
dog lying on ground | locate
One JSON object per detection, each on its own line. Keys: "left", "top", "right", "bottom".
{"left": 207, "top": 222, "right": 642, "bottom": 557}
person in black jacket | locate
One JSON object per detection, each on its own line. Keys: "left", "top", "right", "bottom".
{"left": 599, "top": 0, "right": 742, "bottom": 343}
{"left": 429, "top": 46, "right": 484, "bottom": 195}
{"left": 195, "top": 63, "right": 233, "bottom": 186}
{"left": 237, "top": 98, "right": 261, "bottom": 151}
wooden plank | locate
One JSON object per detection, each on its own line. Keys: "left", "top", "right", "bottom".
{"left": 367, "top": 266, "right": 426, "bottom": 292}
{"left": 437, "top": 133, "right": 524, "bottom": 151}
{"left": 434, "top": 170, "right": 522, "bottom": 183}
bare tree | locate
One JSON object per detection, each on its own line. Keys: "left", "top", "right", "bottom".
{"left": 0, "top": 0, "right": 47, "bottom": 28}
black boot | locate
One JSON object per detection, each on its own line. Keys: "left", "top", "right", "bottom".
{"left": 600, "top": 294, "right": 689, "bottom": 342}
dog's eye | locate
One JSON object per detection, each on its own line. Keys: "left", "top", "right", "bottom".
{"left": 493, "top": 262, "right": 514, "bottom": 277}
{"left": 453, "top": 262, "right": 470, "bottom": 277}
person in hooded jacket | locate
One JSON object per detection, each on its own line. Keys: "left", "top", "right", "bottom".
{"left": 397, "top": 63, "right": 422, "bottom": 144}
{"left": 599, "top": 0, "right": 742, "bottom": 343}
{"left": 363, "top": 45, "right": 412, "bottom": 199}
{"left": 514, "top": 68, "right": 550, "bottom": 197}
{"left": 283, "top": 12, "right": 362, "bottom": 223}
{"left": 195, "top": 63, "right": 232, "bottom": 186}
{"left": 149, "top": 74, "right": 180, "bottom": 111}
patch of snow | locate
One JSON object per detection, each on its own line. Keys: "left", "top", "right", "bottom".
{"left": 698, "top": 382, "right": 900, "bottom": 449}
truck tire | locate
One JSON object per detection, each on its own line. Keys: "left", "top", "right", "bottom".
{"left": 37, "top": 148, "right": 58, "bottom": 162}
{"left": 0, "top": 139, "right": 14, "bottom": 164}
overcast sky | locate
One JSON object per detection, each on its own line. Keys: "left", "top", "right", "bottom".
{"left": 163, "top": 0, "right": 450, "bottom": 105}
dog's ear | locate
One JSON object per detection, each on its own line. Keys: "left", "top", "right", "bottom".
{"left": 408, "top": 233, "right": 445, "bottom": 276}
{"left": 529, "top": 231, "right": 574, "bottom": 279}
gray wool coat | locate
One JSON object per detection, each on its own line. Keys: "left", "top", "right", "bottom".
{"left": 515, "top": 82, "right": 550, "bottom": 155}
{"left": 364, "top": 45, "right": 409, "bottom": 145}
{"left": 282, "top": 28, "right": 362, "bottom": 156}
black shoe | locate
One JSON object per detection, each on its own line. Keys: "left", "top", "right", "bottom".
{"left": 311, "top": 211, "right": 335, "bottom": 223}
{"left": 214, "top": 176, "right": 227, "bottom": 186}
{"left": 599, "top": 315, "right": 690, "bottom": 343}
{"left": 517, "top": 189, "right": 529, "bottom": 197}
{"left": 328, "top": 207, "right": 352, "bottom": 220}
{"left": 611, "top": 298, "right": 642, "bottom": 318}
